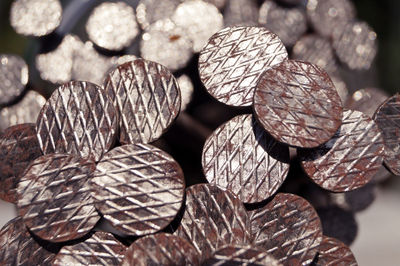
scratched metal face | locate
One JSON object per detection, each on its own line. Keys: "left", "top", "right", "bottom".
{"left": 346, "top": 88, "right": 389, "bottom": 118}
{"left": 314, "top": 236, "right": 357, "bottom": 266}
{"left": 86, "top": 2, "right": 139, "bottom": 51}
{"left": 172, "top": 0, "right": 224, "bottom": 52}
{"left": 0, "top": 90, "right": 46, "bottom": 131}
{"left": 10, "top": 0, "right": 62, "bottom": 36}
{"left": 224, "top": 0, "right": 259, "bottom": 26}
{"left": 373, "top": 94, "right": 400, "bottom": 176}
{"left": 140, "top": 19, "right": 193, "bottom": 71}
{"left": 333, "top": 21, "right": 378, "bottom": 70}
{"left": 250, "top": 193, "right": 323, "bottom": 266}
{"left": 53, "top": 232, "right": 127, "bottom": 265}
{"left": 0, "top": 124, "right": 42, "bottom": 203}
{"left": 199, "top": 26, "right": 288, "bottom": 107}
{"left": 202, "top": 114, "right": 290, "bottom": 203}
{"left": 0, "top": 217, "right": 56, "bottom": 265}
{"left": 203, "top": 244, "right": 282, "bottom": 266}
{"left": 307, "top": 0, "right": 356, "bottom": 37}
{"left": 299, "top": 110, "right": 385, "bottom": 192}
{"left": 121, "top": 233, "right": 200, "bottom": 266}
{"left": 91, "top": 144, "right": 185, "bottom": 236}
{"left": 259, "top": 1, "right": 307, "bottom": 47}
{"left": 254, "top": 60, "right": 343, "bottom": 148}
{"left": 36, "top": 81, "right": 118, "bottom": 161}
{"left": 17, "top": 154, "right": 100, "bottom": 243}
{"left": 103, "top": 59, "right": 181, "bottom": 144}
{"left": 0, "top": 54, "right": 28, "bottom": 105}
{"left": 136, "top": 0, "right": 181, "bottom": 30}
{"left": 175, "top": 183, "right": 252, "bottom": 261}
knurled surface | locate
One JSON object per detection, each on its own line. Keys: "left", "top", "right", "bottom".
{"left": 91, "top": 144, "right": 185, "bottom": 236}
{"left": 299, "top": 110, "right": 384, "bottom": 192}
{"left": 175, "top": 183, "right": 252, "bottom": 261}
{"left": 121, "top": 233, "right": 200, "bottom": 266}
{"left": 373, "top": 94, "right": 400, "bottom": 176}
{"left": 203, "top": 244, "right": 281, "bottom": 266}
{"left": 314, "top": 236, "right": 357, "bottom": 266}
{"left": 17, "top": 153, "right": 100, "bottom": 243}
{"left": 199, "top": 26, "right": 288, "bottom": 107}
{"left": 0, "top": 54, "right": 28, "bottom": 105}
{"left": 333, "top": 21, "right": 377, "bottom": 70}
{"left": 53, "top": 232, "right": 127, "bottom": 265}
{"left": 0, "top": 123, "right": 42, "bottom": 203}
{"left": 250, "top": 193, "right": 323, "bottom": 266}
{"left": 254, "top": 60, "right": 343, "bottom": 148}
{"left": 36, "top": 81, "right": 118, "bottom": 162}
{"left": 104, "top": 59, "right": 181, "bottom": 144}
{"left": 202, "top": 114, "right": 290, "bottom": 203}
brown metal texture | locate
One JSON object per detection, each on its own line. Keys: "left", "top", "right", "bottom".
{"left": 199, "top": 26, "right": 288, "bottom": 107}
{"left": 0, "top": 217, "right": 56, "bottom": 265}
{"left": 258, "top": 1, "right": 307, "bottom": 47}
{"left": 104, "top": 59, "right": 181, "bottom": 144}
{"left": 346, "top": 88, "right": 389, "bottom": 118}
{"left": 313, "top": 236, "right": 358, "bottom": 266}
{"left": 223, "top": 0, "right": 259, "bottom": 26}
{"left": 121, "top": 233, "right": 200, "bottom": 266}
{"left": 36, "top": 81, "right": 118, "bottom": 162}
{"left": 90, "top": 144, "right": 185, "bottom": 236}
{"left": 299, "top": 109, "right": 385, "bottom": 192}
{"left": 332, "top": 21, "right": 377, "bottom": 70}
{"left": 0, "top": 123, "right": 42, "bottom": 203}
{"left": 53, "top": 231, "right": 127, "bottom": 265}
{"left": 17, "top": 153, "right": 100, "bottom": 243}
{"left": 307, "top": 0, "right": 356, "bottom": 37}
{"left": 250, "top": 193, "right": 323, "bottom": 266}
{"left": 0, "top": 54, "right": 28, "bottom": 106}
{"left": 373, "top": 94, "right": 400, "bottom": 175}
{"left": 254, "top": 59, "right": 343, "bottom": 148}
{"left": 202, "top": 114, "right": 290, "bottom": 203}
{"left": 175, "top": 183, "right": 252, "bottom": 261}
{"left": 203, "top": 244, "right": 282, "bottom": 266}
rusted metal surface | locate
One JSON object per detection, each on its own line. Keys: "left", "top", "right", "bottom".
{"left": 0, "top": 54, "right": 28, "bottom": 106}
{"left": 199, "top": 26, "right": 288, "bottom": 107}
{"left": 313, "top": 236, "right": 358, "bottom": 266}
{"left": 53, "top": 232, "right": 127, "bottom": 265}
{"left": 91, "top": 144, "right": 185, "bottom": 236}
{"left": 299, "top": 110, "right": 384, "bottom": 192}
{"left": 36, "top": 81, "right": 118, "bottom": 162}
{"left": 346, "top": 88, "right": 389, "bottom": 118}
{"left": 121, "top": 233, "right": 200, "bottom": 266}
{"left": 203, "top": 244, "right": 281, "bottom": 266}
{"left": 104, "top": 59, "right": 181, "bottom": 144}
{"left": 254, "top": 60, "right": 343, "bottom": 148}
{"left": 373, "top": 94, "right": 400, "bottom": 175}
{"left": 175, "top": 183, "right": 252, "bottom": 261}
{"left": 202, "top": 114, "right": 290, "bottom": 203}
{"left": 17, "top": 153, "right": 100, "bottom": 242}
{"left": 250, "top": 193, "right": 323, "bottom": 266}
{"left": 0, "top": 124, "right": 42, "bottom": 203}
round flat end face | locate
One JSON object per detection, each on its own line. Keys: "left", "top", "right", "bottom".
{"left": 17, "top": 153, "right": 100, "bottom": 242}
{"left": 10, "top": 0, "right": 62, "bottom": 36}
{"left": 314, "top": 236, "right": 357, "bottom": 266}
{"left": 175, "top": 183, "right": 251, "bottom": 261}
{"left": 250, "top": 193, "right": 323, "bottom": 265}
{"left": 346, "top": 88, "right": 389, "bottom": 118}
{"left": 91, "top": 144, "right": 185, "bottom": 236}
{"left": 121, "top": 233, "right": 200, "bottom": 266}
{"left": 254, "top": 60, "right": 343, "bottom": 148}
{"left": 86, "top": 2, "right": 139, "bottom": 51}
{"left": 202, "top": 114, "right": 290, "bottom": 203}
{"left": 53, "top": 232, "right": 127, "bottom": 265}
{"left": 333, "top": 21, "right": 377, "bottom": 70}
{"left": 199, "top": 26, "right": 288, "bottom": 107}
{"left": 0, "top": 123, "right": 42, "bottom": 203}
{"left": 104, "top": 59, "right": 181, "bottom": 144}
{"left": 36, "top": 81, "right": 118, "bottom": 161}
{"left": 203, "top": 244, "right": 281, "bottom": 266}
{"left": 0, "top": 54, "right": 28, "bottom": 105}
{"left": 299, "top": 110, "right": 384, "bottom": 192}
{"left": 374, "top": 94, "right": 400, "bottom": 175}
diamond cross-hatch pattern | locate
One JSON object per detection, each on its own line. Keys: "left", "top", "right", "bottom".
{"left": 314, "top": 236, "right": 357, "bottom": 266}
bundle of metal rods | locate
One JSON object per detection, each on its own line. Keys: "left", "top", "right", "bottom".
{"left": 0, "top": 0, "right": 398, "bottom": 265}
